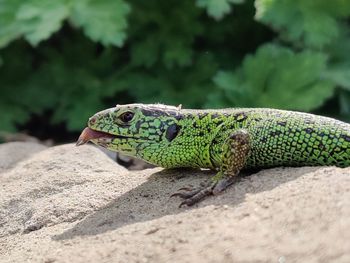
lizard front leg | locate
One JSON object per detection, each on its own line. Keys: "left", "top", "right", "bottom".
{"left": 172, "top": 129, "right": 250, "bottom": 207}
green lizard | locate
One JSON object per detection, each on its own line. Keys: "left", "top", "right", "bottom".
{"left": 76, "top": 103, "right": 350, "bottom": 206}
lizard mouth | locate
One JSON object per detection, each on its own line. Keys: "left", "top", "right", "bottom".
{"left": 76, "top": 127, "right": 131, "bottom": 146}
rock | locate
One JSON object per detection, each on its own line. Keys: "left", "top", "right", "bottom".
{"left": 0, "top": 144, "right": 128, "bottom": 239}
{"left": 1, "top": 143, "right": 349, "bottom": 262}
{"left": 0, "top": 142, "right": 47, "bottom": 173}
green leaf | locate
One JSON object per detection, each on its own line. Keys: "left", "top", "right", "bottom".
{"left": 66, "top": 94, "right": 104, "bottom": 131}
{"left": 130, "top": 37, "right": 158, "bottom": 68}
{"left": 339, "top": 90, "right": 350, "bottom": 116}
{"left": 16, "top": 0, "right": 68, "bottom": 46}
{"left": 0, "top": 0, "right": 68, "bottom": 47}
{"left": 327, "top": 24, "right": 350, "bottom": 65}
{"left": 110, "top": 53, "right": 218, "bottom": 108}
{"left": 0, "top": 0, "right": 23, "bottom": 48}
{"left": 197, "top": 0, "right": 244, "bottom": 20}
{"left": 163, "top": 39, "right": 193, "bottom": 68}
{"left": 323, "top": 25, "right": 350, "bottom": 90}
{"left": 324, "top": 67, "right": 350, "bottom": 90}
{"left": 0, "top": 34, "right": 123, "bottom": 132}
{"left": 0, "top": 0, "right": 130, "bottom": 48}
{"left": 255, "top": 0, "right": 350, "bottom": 48}
{"left": 211, "top": 44, "right": 335, "bottom": 111}
{"left": 70, "top": 0, "right": 130, "bottom": 47}
{"left": 129, "top": 1, "right": 202, "bottom": 69}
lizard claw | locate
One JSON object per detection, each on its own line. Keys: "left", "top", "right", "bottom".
{"left": 170, "top": 189, "right": 201, "bottom": 199}
{"left": 177, "top": 186, "right": 194, "bottom": 192}
{"left": 170, "top": 182, "right": 210, "bottom": 199}
{"left": 178, "top": 184, "right": 215, "bottom": 207}
{"left": 171, "top": 181, "right": 216, "bottom": 207}
{"left": 173, "top": 177, "right": 238, "bottom": 207}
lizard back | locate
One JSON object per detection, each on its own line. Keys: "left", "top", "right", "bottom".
{"left": 203, "top": 108, "right": 350, "bottom": 169}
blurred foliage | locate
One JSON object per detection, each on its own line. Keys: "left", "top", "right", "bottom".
{"left": 209, "top": 44, "right": 334, "bottom": 110}
{"left": 0, "top": 0, "right": 350, "bottom": 134}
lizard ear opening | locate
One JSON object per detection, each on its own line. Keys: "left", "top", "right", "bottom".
{"left": 166, "top": 124, "right": 181, "bottom": 142}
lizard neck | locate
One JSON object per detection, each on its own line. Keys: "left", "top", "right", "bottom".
{"left": 133, "top": 112, "right": 217, "bottom": 169}
{"left": 168, "top": 112, "right": 225, "bottom": 169}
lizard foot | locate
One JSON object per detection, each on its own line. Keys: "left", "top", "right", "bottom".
{"left": 171, "top": 176, "right": 237, "bottom": 207}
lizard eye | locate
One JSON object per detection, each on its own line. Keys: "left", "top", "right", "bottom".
{"left": 119, "top": 111, "right": 134, "bottom": 123}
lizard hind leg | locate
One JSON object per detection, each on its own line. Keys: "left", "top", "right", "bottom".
{"left": 172, "top": 129, "right": 251, "bottom": 207}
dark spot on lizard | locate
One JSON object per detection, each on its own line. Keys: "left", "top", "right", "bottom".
{"left": 269, "top": 130, "right": 282, "bottom": 136}
{"left": 304, "top": 128, "right": 313, "bottom": 134}
{"left": 198, "top": 113, "right": 208, "bottom": 119}
{"left": 174, "top": 114, "right": 183, "bottom": 121}
{"left": 142, "top": 108, "right": 179, "bottom": 117}
{"left": 234, "top": 112, "right": 248, "bottom": 122}
{"left": 277, "top": 121, "right": 287, "bottom": 126}
{"left": 141, "top": 109, "right": 155, "bottom": 117}
{"left": 135, "top": 121, "right": 141, "bottom": 133}
{"left": 166, "top": 124, "right": 181, "bottom": 142}
{"left": 253, "top": 117, "right": 263, "bottom": 122}
{"left": 260, "top": 137, "right": 268, "bottom": 143}
{"left": 341, "top": 134, "right": 350, "bottom": 142}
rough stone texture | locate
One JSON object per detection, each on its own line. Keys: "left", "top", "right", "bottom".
{"left": 0, "top": 143, "right": 349, "bottom": 263}
{"left": 0, "top": 142, "right": 47, "bottom": 173}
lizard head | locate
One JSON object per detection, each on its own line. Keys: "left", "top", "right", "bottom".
{"left": 76, "top": 103, "right": 183, "bottom": 162}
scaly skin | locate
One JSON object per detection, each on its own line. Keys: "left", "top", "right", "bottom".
{"left": 77, "top": 104, "right": 350, "bottom": 206}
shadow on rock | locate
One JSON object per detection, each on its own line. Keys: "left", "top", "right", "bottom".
{"left": 53, "top": 166, "right": 321, "bottom": 240}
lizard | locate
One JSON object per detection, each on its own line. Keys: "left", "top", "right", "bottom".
{"left": 76, "top": 103, "right": 350, "bottom": 206}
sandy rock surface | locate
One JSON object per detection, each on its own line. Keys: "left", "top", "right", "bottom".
{"left": 0, "top": 142, "right": 47, "bottom": 173}
{"left": 1, "top": 143, "right": 349, "bottom": 263}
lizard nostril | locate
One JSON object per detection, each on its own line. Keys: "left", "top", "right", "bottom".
{"left": 89, "top": 117, "right": 97, "bottom": 125}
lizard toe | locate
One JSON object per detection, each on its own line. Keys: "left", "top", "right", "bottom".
{"left": 176, "top": 182, "right": 217, "bottom": 207}
{"left": 171, "top": 189, "right": 201, "bottom": 199}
